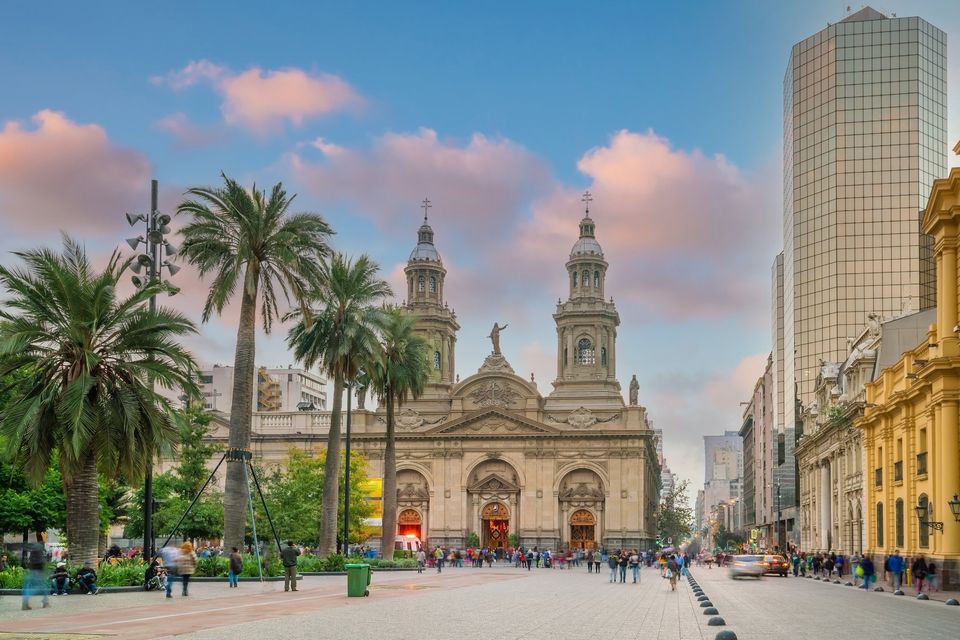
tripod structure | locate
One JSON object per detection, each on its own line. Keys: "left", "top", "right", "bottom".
{"left": 160, "top": 448, "right": 282, "bottom": 581}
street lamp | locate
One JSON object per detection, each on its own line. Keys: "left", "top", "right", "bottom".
{"left": 124, "top": 179, "right": 179, "bottom": 564}
{"left": 915, "top": 499, "right": 944, "bottom": 531}
{"left": 950, "top": 495, "right": 960, "bottom": 522}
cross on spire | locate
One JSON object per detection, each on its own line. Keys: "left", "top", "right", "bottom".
{"left": 581, "top": 190, "right": 593, "bottom": 215}
{"left": 421, "top": 197, "right": 432, "bottom": 222}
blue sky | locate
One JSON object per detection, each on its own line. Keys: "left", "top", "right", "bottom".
{"left": 1, "top": 1, "right": 958, "bottom": 490}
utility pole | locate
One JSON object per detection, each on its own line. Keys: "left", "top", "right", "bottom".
{"left": 342, "top": 381, "right": 353, "bottom": 556}
{"left": 125, "top": 179, "right": 179, "bottom": 563}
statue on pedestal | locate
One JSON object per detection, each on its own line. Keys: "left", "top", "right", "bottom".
{"left": 629, "top": 374, "right": 639, "bottom": 406}
{"left": 488, "top": 322, "right": 508, "bottom": 355}
{"left": 356, "top": 383, "right": 367, "bottom": 410}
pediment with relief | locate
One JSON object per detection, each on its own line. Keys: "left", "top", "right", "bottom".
{"left": 467, "top": 472, "right": 520, "bottom": 494}
{"left": 426, "top": 408, "right": 560, "bottom": 436}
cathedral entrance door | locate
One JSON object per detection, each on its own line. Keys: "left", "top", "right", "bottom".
{"left": 570, "top": 509, "right": 596, "bottom": 549}
{"left": 398, "top": 509, "right": 422, "bottom": 540}
{"left": 481, "top": 502, "right": 509, "bottom": 550}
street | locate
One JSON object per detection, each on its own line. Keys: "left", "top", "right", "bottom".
{"left": 3, "top": 563, "right": 959, "bottom": 639}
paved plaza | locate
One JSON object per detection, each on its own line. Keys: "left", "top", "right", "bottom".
{"left": 2, "top": 564, "right": 960, "bottom": 639}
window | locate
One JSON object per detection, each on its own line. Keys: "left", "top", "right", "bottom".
{"left": 563, "top": 347, "right": 568, "bottom": 366}
{"left": 433, "top": 351, "right": 441, "bottom": 370}
{"left": 594, "top": 271, "right": 600, "bottom": 288}
{"left": 919, "top": 494, "right": 930, "bottom": 548}
{"left": 199, "top": 374, "right": 213, "bottom": 384}
{"left": 417, "top": 275, "right": 425, "bottom": 292}
{"left": 895, "top": 499, "right": 904, "bottom": 548}
{"left": 572, "top": 272, "right": 577, "bottom": 288}
{"left": 601, "top": 347, "right": 607, "bottom": 367}
{"left": 876, "top": 503, "right": 884, "bottom": 547}
{"left": 577, "top": 338, "right": 595, "bottom": 365}
{"left": 429, "top": 276, "right": 437, "bottom": 293}
{"left": 582, "top": 270, "right": 589, "bottom": 287}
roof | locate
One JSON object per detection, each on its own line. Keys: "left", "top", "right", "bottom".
{"left": 408, "top": 222, "right": 442, "bottom": 263}
{"left": 872, "top": 307, "right": 936, "bottom": 380}
{"left": 841, "top": 6, "right": 887, "bottom": 23}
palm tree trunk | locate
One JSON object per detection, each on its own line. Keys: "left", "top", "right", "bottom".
{"left": 381, "top": 390, "right": 397, "bottom": 560}
{"left": 65, "top": 448, "right": 100, "bottom": 567}
{"left": 224, "top": 286, "right": 257, "bottom": 551}
{"left": 319, "top": 374, "right": 344, "bottom": 555}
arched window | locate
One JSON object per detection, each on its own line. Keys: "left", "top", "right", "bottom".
{"left": 429, "top": 276, "right": 437, "bottom": 293}
{"left": 594, "top": 271, "right": 600, "bottom": 288}
{"left": 918, "top": 494, "right": 930, "bottom": 548}
{"left": 876, "top": 502, "right": 884, "bottom": 547}
{"left": 582, "top": 270, "right": 589, "bottom": 287}
{"left": 433, "top": 351, "right": 441, "bottom": 370}
{"left": 577, "top": 338, "right": 595, "bottom": 365}
{"left": 895, "top": 498, "right": 904, "bottom": 547}
{"left": 572, "top": 271, "right": 577, "bottom": 288}
{"left": 601, "top": 347, "right": 607, "bottom": 367}
{"left": 417, "top": 275, "right": 425, "bottom": 292}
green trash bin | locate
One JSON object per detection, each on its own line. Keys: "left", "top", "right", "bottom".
{"left": 346, "top": 563, "right": 371, "bottom": 597}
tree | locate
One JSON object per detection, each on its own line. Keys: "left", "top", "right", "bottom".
{"left": 656, "top": 478, "right": 694, "bottom": 547}
{"left": 178, "top": 175, "right": 332, "bottom": 551}
{"left": 286, "top": 254, "right": 390, "bottom": 555}
{"left": 0, "top": 237, "right": 198, "bottom": 566}
{"left": 125, "top": 409, "right": 224, "bottom": 542}
{"left": 368, "top": 307, "right": 430, "bottom": 559}
{"left": 0, "top": 461, "right": 64, "bottom": 544}
{"left": 261, "top": 448, "right": 372, "bottom": 546}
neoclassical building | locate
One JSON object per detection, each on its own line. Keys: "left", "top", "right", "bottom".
{"left": 196, "top": 203, "right": 661, "bottom": 551}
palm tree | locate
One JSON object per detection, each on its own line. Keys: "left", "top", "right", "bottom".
{"left": 368, "top": 307, "right": 430, "bottom": 560}
{"left": 0, "top": 237, "right": 198, "bottom": 566}
{"left": 286, "top": 254, "right": 390, "bottom": 555}
{"left": 177, "top": 175, "right": 332, "bottom": 550}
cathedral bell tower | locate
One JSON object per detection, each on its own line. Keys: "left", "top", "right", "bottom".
{"left": 404, "top": 199, "right": 459, "bottom": 391}
{"left": 546, "top": 192, "right": 623, "bottom": 409}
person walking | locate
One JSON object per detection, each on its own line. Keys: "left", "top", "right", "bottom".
{"left": 21, "top": 544, "right": 50, "bottom": 610}
{"left": 911, "top": 555, "right": 928, "bottom": 594}
{"left": 666, "top": 556, "right": 679, "bottom": 591}
{"left": 594, "top": 549, "right": 602, "bottom": 574}
{"left": 607, "top": 551, "right": 619, "bottom": 583}
{"left": 629, "top": 551, "right": 641, "bottom": 584}
{"left": 888, "top": 550, "right": 905, "bottom": 592}
{"left": 860, "top": 555, "right": 875, "bottom": 591}
{"left": 160, "top": 543, "right": 181, "bottom": 598}
{"left": 926, "top": 561, "right": 937, "bottom": 592}
{"left": 228, "top": 547, "right": 243, "bottom": 588}
{"left": 618, "top": 551, "right": 628, "bottom": 583}
{"left": 280, "top": 541, "right": 300, "bottom": 592}
{"left": 416, "top": 548, "right": 426, "bottom": 573}
{"left": 586, "top": 549, "right": 594, "bottom": 573}
{"left": 178, "top": 542, "right": 197, "bottom": 597}
{"left": 434, "top": 546, "right": 444, "bottom": 573}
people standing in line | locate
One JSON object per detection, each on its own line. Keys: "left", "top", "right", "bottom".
{"left": 888, "top": 549, "right": 905, "bottom": 591}
{"left": 280, "top": 541, "right": 300, "bottom": 592}
{"left": 178, "top": 542, "right": 197, "bottom": 597}
{"left": 228, "top": 547, "right": 243, "bottom": 588}
{"left": 860, "top": 555, "right": 875, "bottom": 591}
{"left": 911, "top": 555, "right": 928, "bottom": 594}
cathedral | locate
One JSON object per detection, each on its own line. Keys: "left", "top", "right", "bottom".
{"left": 204, "top": 199, "right": 661, "bottom": 551}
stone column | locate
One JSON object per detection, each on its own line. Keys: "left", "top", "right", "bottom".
{"left": 820, "top": 461, "right": 831, "bottom": 550}
{"left": 940, "top": 400, "right": 960, "bottom": 555}
{"left": 939, "top": 240, "right": 959, "bottom": 356}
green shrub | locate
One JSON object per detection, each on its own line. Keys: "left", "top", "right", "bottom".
{"left": 296, "top": 554, "right": 323, "bottom": 572}
{"left": 319, "top": 554, "right": 346, "bottom": 572}
{"left": 0, "top": 566, "right": 25, "bottom": 589}
{"left": 195, "top": 556, "right": 227, "bottom": 577}
{"left": 98, "top": 559, "right": 146, "bottom": 587}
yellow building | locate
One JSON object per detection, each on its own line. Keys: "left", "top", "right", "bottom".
{"left": 858, "top": 159, "right": 960, "bottom": 589}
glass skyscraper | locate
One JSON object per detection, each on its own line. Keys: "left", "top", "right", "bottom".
{"left": 781, "top": 7, "right": 948, "bottom": 416}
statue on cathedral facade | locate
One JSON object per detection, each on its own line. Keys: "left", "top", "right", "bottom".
{"left": 629, "top": 374, "right": 639, "bottom": 406}
{"left": 488, "top": 322, "right": 508, "bottom": 355}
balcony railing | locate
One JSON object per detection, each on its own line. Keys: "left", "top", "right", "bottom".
{"left": 894, "top": 461, "right": 903, "bottom": 482}
{"left": 917, "top": 451, "right": 928, "bottom": 476}
{"left": 875, "top": 468, "right": 883, "bottom": 487}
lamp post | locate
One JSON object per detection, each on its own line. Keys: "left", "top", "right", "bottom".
{"left": 916, "top": 499, "right": 945, "bottom": 531}
{"left": 125, "top": 179, "right": 179, "bottom": 563}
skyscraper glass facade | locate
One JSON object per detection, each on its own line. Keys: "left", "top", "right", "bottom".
{"left": 782, "top": 10, "right": 948, "bottom": 414}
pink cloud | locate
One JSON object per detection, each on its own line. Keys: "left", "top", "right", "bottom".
{"left": 153, "top": 112, "right": 224, "bottom": 149}
{"left": 153, "top": 60, "right": 363, "bottom": 134}
{"left": 289, "top": 127, "right": 552, "bottom": 241}
{"left": 0, "top": 110, "right": 151, "bottom": 233}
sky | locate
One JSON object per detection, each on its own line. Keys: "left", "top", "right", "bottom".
{"left": 1, "top": 1, "right": 958, "bottom": 493}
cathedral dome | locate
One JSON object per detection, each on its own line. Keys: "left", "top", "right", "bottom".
{"left": 409, "top": 222, "right": 442, "bottom": 263}
{"left": 570, "top": 215, "right": 604, "bottom": 258}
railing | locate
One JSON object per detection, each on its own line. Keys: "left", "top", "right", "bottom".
{"left": 875, "top": 468, "right": 883, "bottom": 487}
{"left": 894, "top": 461, "right": 903, "bottom": 482}
{"left": 251, "top": 411, "right": 332, "bottom": 434}
{"left": 917, "top": 451, "right": 928, "bottom": 476}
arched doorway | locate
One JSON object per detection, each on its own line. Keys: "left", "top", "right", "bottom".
{"left": 570, "top": 509, "right": 596, "bottom": 549}
{"left": 481, "top": 501, "right": 510, "bottom": 550}
{"left": 398, "top": 509, "right": 422, "bottom": 540}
